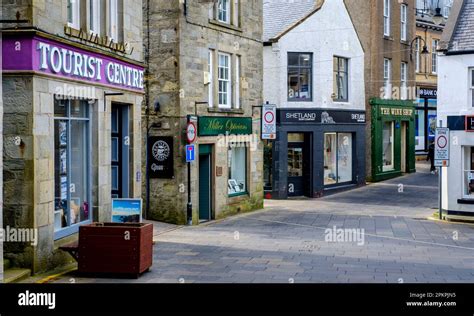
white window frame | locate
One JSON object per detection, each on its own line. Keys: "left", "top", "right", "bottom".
{"left": 415, "top": 38, "right": 420, "bottom": 73}
{"left": 384, "top": 0, "right": 391, "bottom": 37}
{"left": 384, "top": 58, "right": 392, "bottom": 99}
{"left": 235, "top": 55, "right": 240, "bottom": 109}
{"left": 109, "top": 0, "right": 119, "bottom": 42}
{"left": 432, "top": 39, "right": 439, "bottom": 74}
{"left": 401, "top": 62, "right": 408, "bottom": 100}
{"left": 462, "top": 146, "right": 474, "bottom": 199}
{"left": 400, "top": 4, "right": 407, "bottom": 41}
{"left": 89, "top": 0, "right": 100, "bottom": 35}
{"left": 68, "top": 0, "right": 80, "bottom": 29}
{"left": 383, "top": 121, "right": 395, "bottom": 172}
{"left": 208, "top": 50, "right": 214, "bottom": 108}
{"left": 218, "top": 52, "right": 232, "bottom": 109}
{"left": 444, "top": 0, "right": 453, "bottom": 18}
{"left": 470, "top": 68, "right": 474, "bottom": 107}
{"left": 218, "top": 0, "right": 231, "bottom": 24}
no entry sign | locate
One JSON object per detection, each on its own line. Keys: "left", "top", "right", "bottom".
{"left": 435, "top": 128, "right": 450, "bottom": 167}
{"left": 262, "top": 104, "right": 276, "bottom": 140}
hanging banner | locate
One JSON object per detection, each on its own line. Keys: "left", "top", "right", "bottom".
{"left": 148, "top": 136, "right": 174, "bottom": 178}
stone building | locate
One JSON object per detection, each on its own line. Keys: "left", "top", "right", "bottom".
{"left": 414, "top": 0, "right": 453, "bottom": 156}
{"left": 263, "top": 0, "right": 366, "bottom": 199}
{"left": 345, "top": 0, "right": 417, "bottom": 182}
{"left": 143, "top": 0, "right": 264, "bottom": 224}
{"left": 2, "top": 0, "right": 144, "bottom": 274}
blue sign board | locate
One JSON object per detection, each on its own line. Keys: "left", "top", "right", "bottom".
{"left": 186, "top": 145, "right": 195, "bottom": 162}
{"left": 111, "top": 199, "right": 142, "bottom": 223}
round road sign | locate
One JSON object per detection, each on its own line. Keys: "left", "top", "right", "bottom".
{"left": 437, "top": 135, "right": 447, "bottom": 149}
{"left": 186, "top": 122, "right": 197, "bottom": 144}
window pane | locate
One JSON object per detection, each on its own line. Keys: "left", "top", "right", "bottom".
{"left": 299, "top": 54, "right": 311, "bottom": 67}
{"left": 338, "top": 133, "right": 352, "bottom": 183}
{"left": 298, "top": 67, "right": 311, "bottom": 99}
{"left": 54, "top": 99, "right": 68, "bottom": 116}
{"left": 288, "top": 68, "right": 300, "bottom": 99}
{"left": 68, "top": 0, "right": 73, "bottom": 24}
{"left": 324, "top": 133, "right": 337, "bottom": 185}
{"left": 112, "top": 137, "right": 119, "bottom": 161}
{"left": 415, "top": 109, "right": 426, "bottom": 151}
{"left": 54, "top": 120, "right": 68, "bottom": 231}
{"left": 228, "top": 146, "right": 246, "bottom": 194}
{"left": 288, "top": 148, "right": 303, "bottom": 177}
{"left": 383, "top": 122, "right": 394, "bottom": 171}
{"left": 112, "top": 166, "right": 119, "bottom": 190}
{"left": 288, "top": 53, "right": 299, "bottom": 67}
{"left": 70, "top": 99, "right": 88, "bottom": 118}
{"left": 70, "top": 120, "right": 89, "bottom": 223}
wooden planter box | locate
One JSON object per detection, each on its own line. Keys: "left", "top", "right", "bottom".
{"left": 78, "top": 222, "right": 153, "bottom": 276}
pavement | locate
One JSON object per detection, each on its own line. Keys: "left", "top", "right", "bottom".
{"left": 47, "top": 162, "right": 474, "bottom": 283}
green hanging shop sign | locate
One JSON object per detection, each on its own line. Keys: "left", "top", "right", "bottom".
{"left": 198, "top": 116, "right": 253, "bottom": 136}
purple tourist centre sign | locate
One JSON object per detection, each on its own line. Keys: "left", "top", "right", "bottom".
{"left": 2, "top": 34, "right": 144, "bottom": 92}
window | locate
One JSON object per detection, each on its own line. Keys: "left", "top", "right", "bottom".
{"left": 432, "top": 39, "right": 439, "bottom": 74}
{"left": 444, "top": 0, "right": 453, "bottom": 18}
{"left": 89, "top": 0, "right": 100, "bottom": 35}
{"left": 324, "top": 133, "right": 353, "bottom": 185}
{"left": 218, "top": 0, "right": 231, "bottom": 23}
{"left": 384, "top": 0, "right": 391, "bottom": 37}
{"left": 415, "top": 38, "right": 420, "bottom": 73}
{"left": 470, "top": 68, "right": 474, "bottom": 107}
{"left": 463, "top": 147, "right": 474, "bottom": 198}
{"left": 208, "top": 50, "right": 214, "bottom": 108}
{"left": 383, "top": 58, "right": 392, "bottom": 99}
{"left": 109, "top": 0, "right": 118, "bottom": 42}
{"left": 288, "top": 53, "right": 312, "bottom": 101}
{"left": 400, "top": 4, "right": 407, "bottom": 41}
{"left": 218, "top": 52, "right": 231, "bottom": 108}
{"left": 383, "top": 121, "right": 394, "bottom": 171}
{"left": 401, "top": 62, "right": 408, "bottom": 100}
{"left": 67, "top": 0, "right": 80, "bottom": 29}
{"left": 228, "top": 145, "right": 247, "bottom": 195}
{"left": 235, "top": 55, "right": 241, "bottom": 109}
{"left": 333, "top": 57, "right": 349, "bottom": 102}
{"left": 54, "top": 99, "right": 91, "bottom": 239}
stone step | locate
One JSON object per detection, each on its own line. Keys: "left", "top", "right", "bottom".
{"left": 4, "top": 268, "right": 31, "bottom": 283}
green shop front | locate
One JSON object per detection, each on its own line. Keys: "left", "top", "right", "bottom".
{"left": 371, "top": 99, "right": 416, "bottom": 182}
{"left": 194, "top": 116, "right": 263, "bottom": 222}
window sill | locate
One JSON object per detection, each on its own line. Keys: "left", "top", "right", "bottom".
{"left": 208, "top": 107, "right": 245, "bottom": 114}
{"left": 228, "top": 192, "right": 248, "bottom": 198}
{"left": 400, "top": 40, "right": 409, "bottom": 45}
{"left": 209, "top": 19, "right": 242, "bottom": 32}
{"left": 384, "top": 36, "right": 394, "bottom": 41}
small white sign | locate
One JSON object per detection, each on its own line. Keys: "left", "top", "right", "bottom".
{"left": 262, "top": 104, "right": 276, "bottom": 140}
{"left": 435, "top": 127, "right": 450, "bottom": 167}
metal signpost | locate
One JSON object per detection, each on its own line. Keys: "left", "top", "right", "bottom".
{"left": 435, "top": 127, "right": 450, "bottom": 220}
{"left": 186, "top": 116, "right": 197, "bottom": 225}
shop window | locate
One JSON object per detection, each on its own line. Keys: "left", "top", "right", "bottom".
{"left": 415, "top": 109, "right": 426, "bottom": 151}
{"left": 228, "top": 145, "right": 247, "bottom": 196}
{"left": 383, "top": 121, "right": 395, "bottom": 171}
{"left": 218, "top": 52, "right": 231, "bottom": 108}
{"left": 384, "top": 0, "right": 391, "bottom": 37}
{"left": 324, "top": 133, "right": 353, "bottom": 185}
{"left": 54, "top": 99, "right": 91, "bottom": 239}
{"left": 263, "top": 140, "right": 273, "bottom": 191}
{"left": 333, "top": 56, "right": 349, "bottom": 102}
{"left": 67, "top": 0, "right": 80, "bottom": 29}
{"left": 89, "top": 0, "right": 100, "bottom": 35}
{"left": 463, "top": 147, "right": 474, "bottom": 198}
{"left": 288, "top": 148, "right": 303, "bottom": 177}
{"left": 288, "top": 53, "right": 312, "bottom": 101}
{"left": 400, "top": 4, "right": 407, "bottom": 41}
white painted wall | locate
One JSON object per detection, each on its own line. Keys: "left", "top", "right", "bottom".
{"left": 263, "top": 0, "right": 365, "bottom": 110}
{"left": 438, "top": 53, "right": 474, "bottom": 213}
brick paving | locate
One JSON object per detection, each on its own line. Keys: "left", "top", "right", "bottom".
{"left": 51, "top": 163, "right": 474, "bottom": 283}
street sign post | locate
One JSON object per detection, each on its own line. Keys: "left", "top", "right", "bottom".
{"left": 261, "top": 104, "right": 276, "bottom": 140}
{"left": 434, "top": 128, "right": 450, "bottom": 167}
{"left": 186, "top": 144, "right": 195, "bottom": 162}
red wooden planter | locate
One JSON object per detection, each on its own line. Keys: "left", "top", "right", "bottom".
{"left": 78, "top": 222, "right": 153, "bottom": 275}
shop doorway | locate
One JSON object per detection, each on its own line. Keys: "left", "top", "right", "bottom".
{"left": 287, "top": 133, "right": 311, "bottom": 197}
{"left": 401, "top": 121, "right": 408, "bottom": 173}
{"left": 199, "top": 145, "right": 213, "bottom": 221}
{"left": 111, "top": 104, "right": 130, "bottom": 198}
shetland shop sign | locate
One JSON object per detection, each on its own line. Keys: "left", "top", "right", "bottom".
{"left": 2, "top": 35, "right": 144, "bottom": 92}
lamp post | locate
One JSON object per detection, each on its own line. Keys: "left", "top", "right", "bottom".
{"left": 410, "top": 36, "right": 430, "bottom": 62}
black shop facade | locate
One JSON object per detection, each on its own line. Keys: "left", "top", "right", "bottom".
{"left": 264, "top": 108, "right": 366, "bottom": 199}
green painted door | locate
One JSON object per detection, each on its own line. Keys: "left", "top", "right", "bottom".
{"left": 199, "top": 145, "right": 212, "bottom": 221}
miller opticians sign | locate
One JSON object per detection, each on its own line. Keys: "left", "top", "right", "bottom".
{"left": 2, "top": 34, "right": 144, "bottom": 92}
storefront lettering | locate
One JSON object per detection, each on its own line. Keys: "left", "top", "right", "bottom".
{"left": 199, "top": 117, "right": 252, "bottom": 136}
{"left": 285, "top": 112, "right": 317, "bottom": 121}
{"left": 37, "top": 42, "right": 144, "bottom": 89}
{"left": 380, "top": 107, "right": 413, "bottom": 117}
